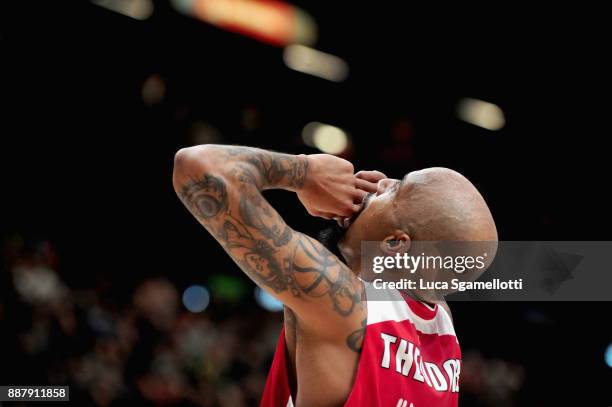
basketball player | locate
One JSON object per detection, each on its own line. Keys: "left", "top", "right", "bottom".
{"left": 172, "top": 145, "right": 497, "bottom": 407}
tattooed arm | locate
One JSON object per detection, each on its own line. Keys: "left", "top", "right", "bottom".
{"left": 172, "top": 145, "right": 368, "bottom": 345}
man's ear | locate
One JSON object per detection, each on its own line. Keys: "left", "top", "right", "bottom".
{"left": 379, "top": 231, "right": 411, "bottom": 255}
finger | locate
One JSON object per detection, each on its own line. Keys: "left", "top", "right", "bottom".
{"left": 316, "top": 211, "right": 337, "bottom": 220}
{"left": 338, "top": 204, "right": 361, "bottom": 217}
{"left": 355, "top": 178, "right": 378, "bottom": 193}
{"left": 355, "top": 170, "right": 387, "bottom": 183}
{"left": 351, "top": 187, "right": 368, "bottom": 202}
{"left": 334, "top": 217, "right": 352, "bottom": 228}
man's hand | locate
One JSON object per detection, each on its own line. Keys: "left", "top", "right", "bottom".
{"left": 297, "top": 154, "right": 386, "bottom": 220}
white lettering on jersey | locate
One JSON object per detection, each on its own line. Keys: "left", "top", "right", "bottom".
{"left": 443, "top": 359, "right": 461, "bottom": 393}
{"left": 395, "top": 339, "right": 415, "bottom": 376}
{"left": 412, "top": 346, "right": 428, "bottom": 385}
{"left": 425, "top": 362, "right": 448, "bottom": 391}
{"left": 380, "top": 333, "right": 398, "bottom": 369}
{"left": 380, "top": 334, "right": 460, "bottom": 393}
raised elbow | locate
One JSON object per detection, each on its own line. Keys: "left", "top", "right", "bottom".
{"left": 173, "top": 146, "right": 207, "bottom": 187}
{"left": 173, "top": 146, "right": 197, "bottom": 174}
{"left": 174, "top": 145, "right": 212, "bottom": 172}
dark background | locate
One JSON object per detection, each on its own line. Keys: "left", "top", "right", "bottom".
{"left": 1, "top": 1, "right": 610, "bottom": 406}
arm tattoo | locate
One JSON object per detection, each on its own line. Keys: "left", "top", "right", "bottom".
{"left": 179, "top": 174, "right": 228, "bottom": 219}
{"left": 242, "top": 239, "right": 289, "bottom": 293}
{"left": 290, "top": 236, "right": 362, "bottom": 317}
{"left": 226, "top": 146, "right": 308, "bottom": 189}
{"left": 346, "top": 316, "right": 366, "bottom": 353}
{"left": 239, "top": 191, "right": 292, "bottom": 247}
{"left": 346, "top": 284, "right": 368, "bottom": 353}
{"left": 176, "top": 146, "right": 364, "bottom": 351}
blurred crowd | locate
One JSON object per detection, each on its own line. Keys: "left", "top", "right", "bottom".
{"left": 0, "top": 236, "right": 281, "bottom": 407}
{"left": 0, "top": 236, "right": 524, "bottom": 407}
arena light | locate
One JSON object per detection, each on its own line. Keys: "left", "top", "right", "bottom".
{"left": 301, "top": 122, "right": 349, "bottom": 155}
{"left": 171, "top": 0, "right": 317, "bottom": 47}
{"left": 182, "top": 285, "right": 210, "bottom": 313}
{"left": 91, "top": 0, "right": 154, "bottom": 20}
{"left": 254, "top": 287, "right": 284, "bottom": 312}
{"left": 208, "top": 274, "right": 247, "bottom": 302}
{"left": 605, "top": 342, "right": 612, "bottom": 368}
{"left": 301, "top": 121, "right": 320, "bottom": 147}
{"left": 283, "top": 45, "right": 349, "bottom": 82}
{"left": 190, "top": 121, "right": 223, "bottom": 145}
{"left": 141, "top": 74, "right": 166, "bottom": 106}
{"left": 457, "top": 97, "right": 506, "bottom": 131}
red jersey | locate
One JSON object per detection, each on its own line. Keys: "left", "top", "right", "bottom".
{"left": 260, "top": 282, "right": 461, "bottom": 407}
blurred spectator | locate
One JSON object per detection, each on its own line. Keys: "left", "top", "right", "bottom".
{"left": 0, "top": 236, "right": 279, "bottom": 406}
{"left": 1, "top": 236, "right": 528, "bottom": 406}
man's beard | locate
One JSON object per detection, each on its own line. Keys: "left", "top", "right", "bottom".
{"left": 317, "top": 221, "right": 347, "bottom": 261}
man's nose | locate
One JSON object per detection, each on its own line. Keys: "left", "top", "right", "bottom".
{"left": 376, "top": 178, "right": 394, "bottom": 196}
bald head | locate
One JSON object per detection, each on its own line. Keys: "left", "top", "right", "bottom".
{"left": 394, "top": 167, "right": 498, "bottom": 242}
{"left": 338, "top": 167, "right": 497, "bottom": 270}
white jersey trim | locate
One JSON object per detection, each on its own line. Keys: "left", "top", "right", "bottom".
{"left": 363, "top": 282, "right": 456, "bottom": 337}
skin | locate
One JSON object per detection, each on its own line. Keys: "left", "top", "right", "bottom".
{"left": 339, "top": 168, "right": 498, "bottom": 302}
{"left": 172, "top": 146, "right": 497, "bottom": 407}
